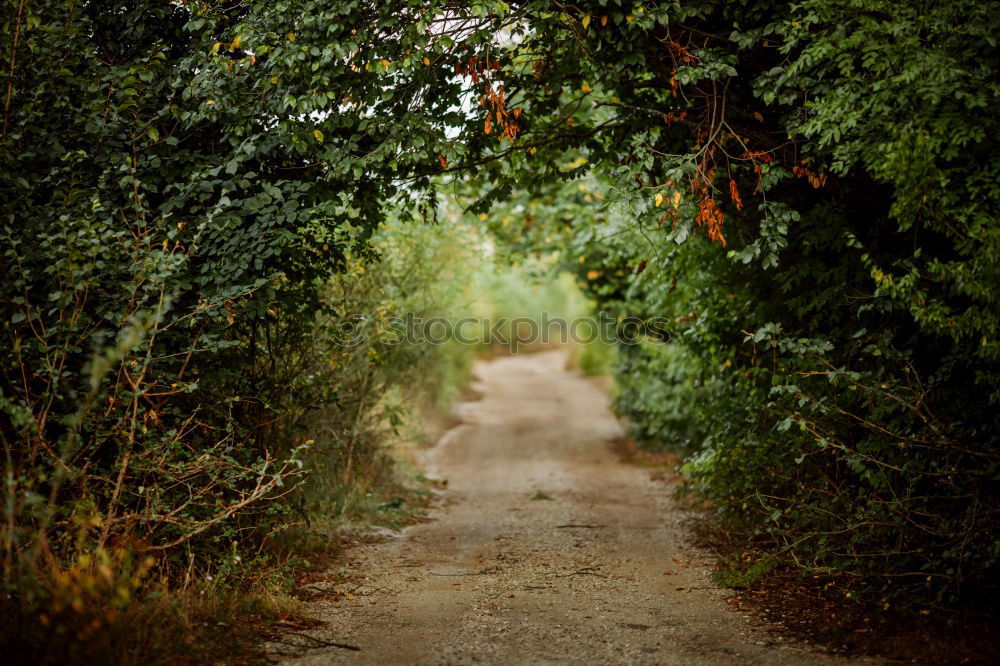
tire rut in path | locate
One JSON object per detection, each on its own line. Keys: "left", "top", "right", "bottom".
{"left": 269, "top": 350, "right": 871, "bottom": 665}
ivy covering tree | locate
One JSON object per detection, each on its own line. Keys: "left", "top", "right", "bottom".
{"left": 2, "top": 0, "right": 998, "bottom": 657}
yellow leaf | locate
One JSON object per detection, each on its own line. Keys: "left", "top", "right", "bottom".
{"left": 753, "top": 111, "right": 764, "bottom": 122}
{"left": 654, "top": 192, "right": 664, "bottom": 207}
{"left": 231, "top": 34, "right": 242, "bottom": 50}
{"left": 205, "top": 100, "right": 215, "bottom": 105}
{"left": 286, "top": 32, "right": 296, "bottom": 42}
{"left": 313, "top": 129, "right": 324, "bottom": 143}
{"left": 601, "top": 15, "right": 609, "bottom": 26}
{"left": 478, "top": 213, "right": 489, "bottom": 221}
{"left": 423, "top": 56, "right": 430, "bottom": 65}
{"left": 582, "top": 15, "right": 591, "bottom": 29}
{"left": 270, "top": 75, "right": 280, "bottom": 84}
{"left": 528, "top": 146, "right": 537, "bottom": 155}
{"left": 211, "top": 42, "right": 221, "bottom": 55}
{"left": 380, "top": 59, "right": 391, "bottom": 68}
{"left": 581, "top": 83, "right": 591, "bottom": 93}
{"left": 587, "top": 270, "right": 600, "bottom": 280}
{"left": 672, "top": 192, "right": 681, "bottom": 208}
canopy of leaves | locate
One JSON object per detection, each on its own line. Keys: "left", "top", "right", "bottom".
{"left": 2, "top": 0, "right": 998, "bottom": 619}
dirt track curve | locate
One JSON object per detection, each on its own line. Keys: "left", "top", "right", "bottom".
{"left": 267, "top": 350, "right": 871, "bottom": 665}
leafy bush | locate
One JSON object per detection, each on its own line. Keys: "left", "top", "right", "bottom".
{"left": 467, "top": 0, "right": 1000, "bottom": 609}
{"left": 1, "top": 2, "right": 480, "bottom": 649}
{"left": 0, "top": 0, "right": 483, "bottom": 647}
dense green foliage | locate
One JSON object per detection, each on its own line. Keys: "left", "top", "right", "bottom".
{"left": 3, "top": 0, "right": 999, "bottom": 654}
{"left": 471, "top": 0, "right": 1000, "bottom": 608}
{"left": 0, "top": 2, "right": 497, "bottom": 652}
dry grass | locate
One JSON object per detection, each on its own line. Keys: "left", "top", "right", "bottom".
{"left": 1, "top": 570, "right": 303, "bottom": 665}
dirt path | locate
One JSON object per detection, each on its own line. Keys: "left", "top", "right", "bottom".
{"left": 269, "top": 351, "right": 867, "bottom": 665}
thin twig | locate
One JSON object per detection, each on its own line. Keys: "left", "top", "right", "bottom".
{"left": 280, "top": 632, "right": 361, "bottom": 651}
{"left": 555, "top": 524, "right": 604, "bottom": 529}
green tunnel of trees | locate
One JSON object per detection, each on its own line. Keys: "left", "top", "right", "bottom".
{"left": 2, "top": 0, "right": 998, "bottom": 652}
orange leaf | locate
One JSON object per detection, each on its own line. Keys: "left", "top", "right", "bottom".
{"left": 729, "top": 178, "right": 743, "bottom": 210}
